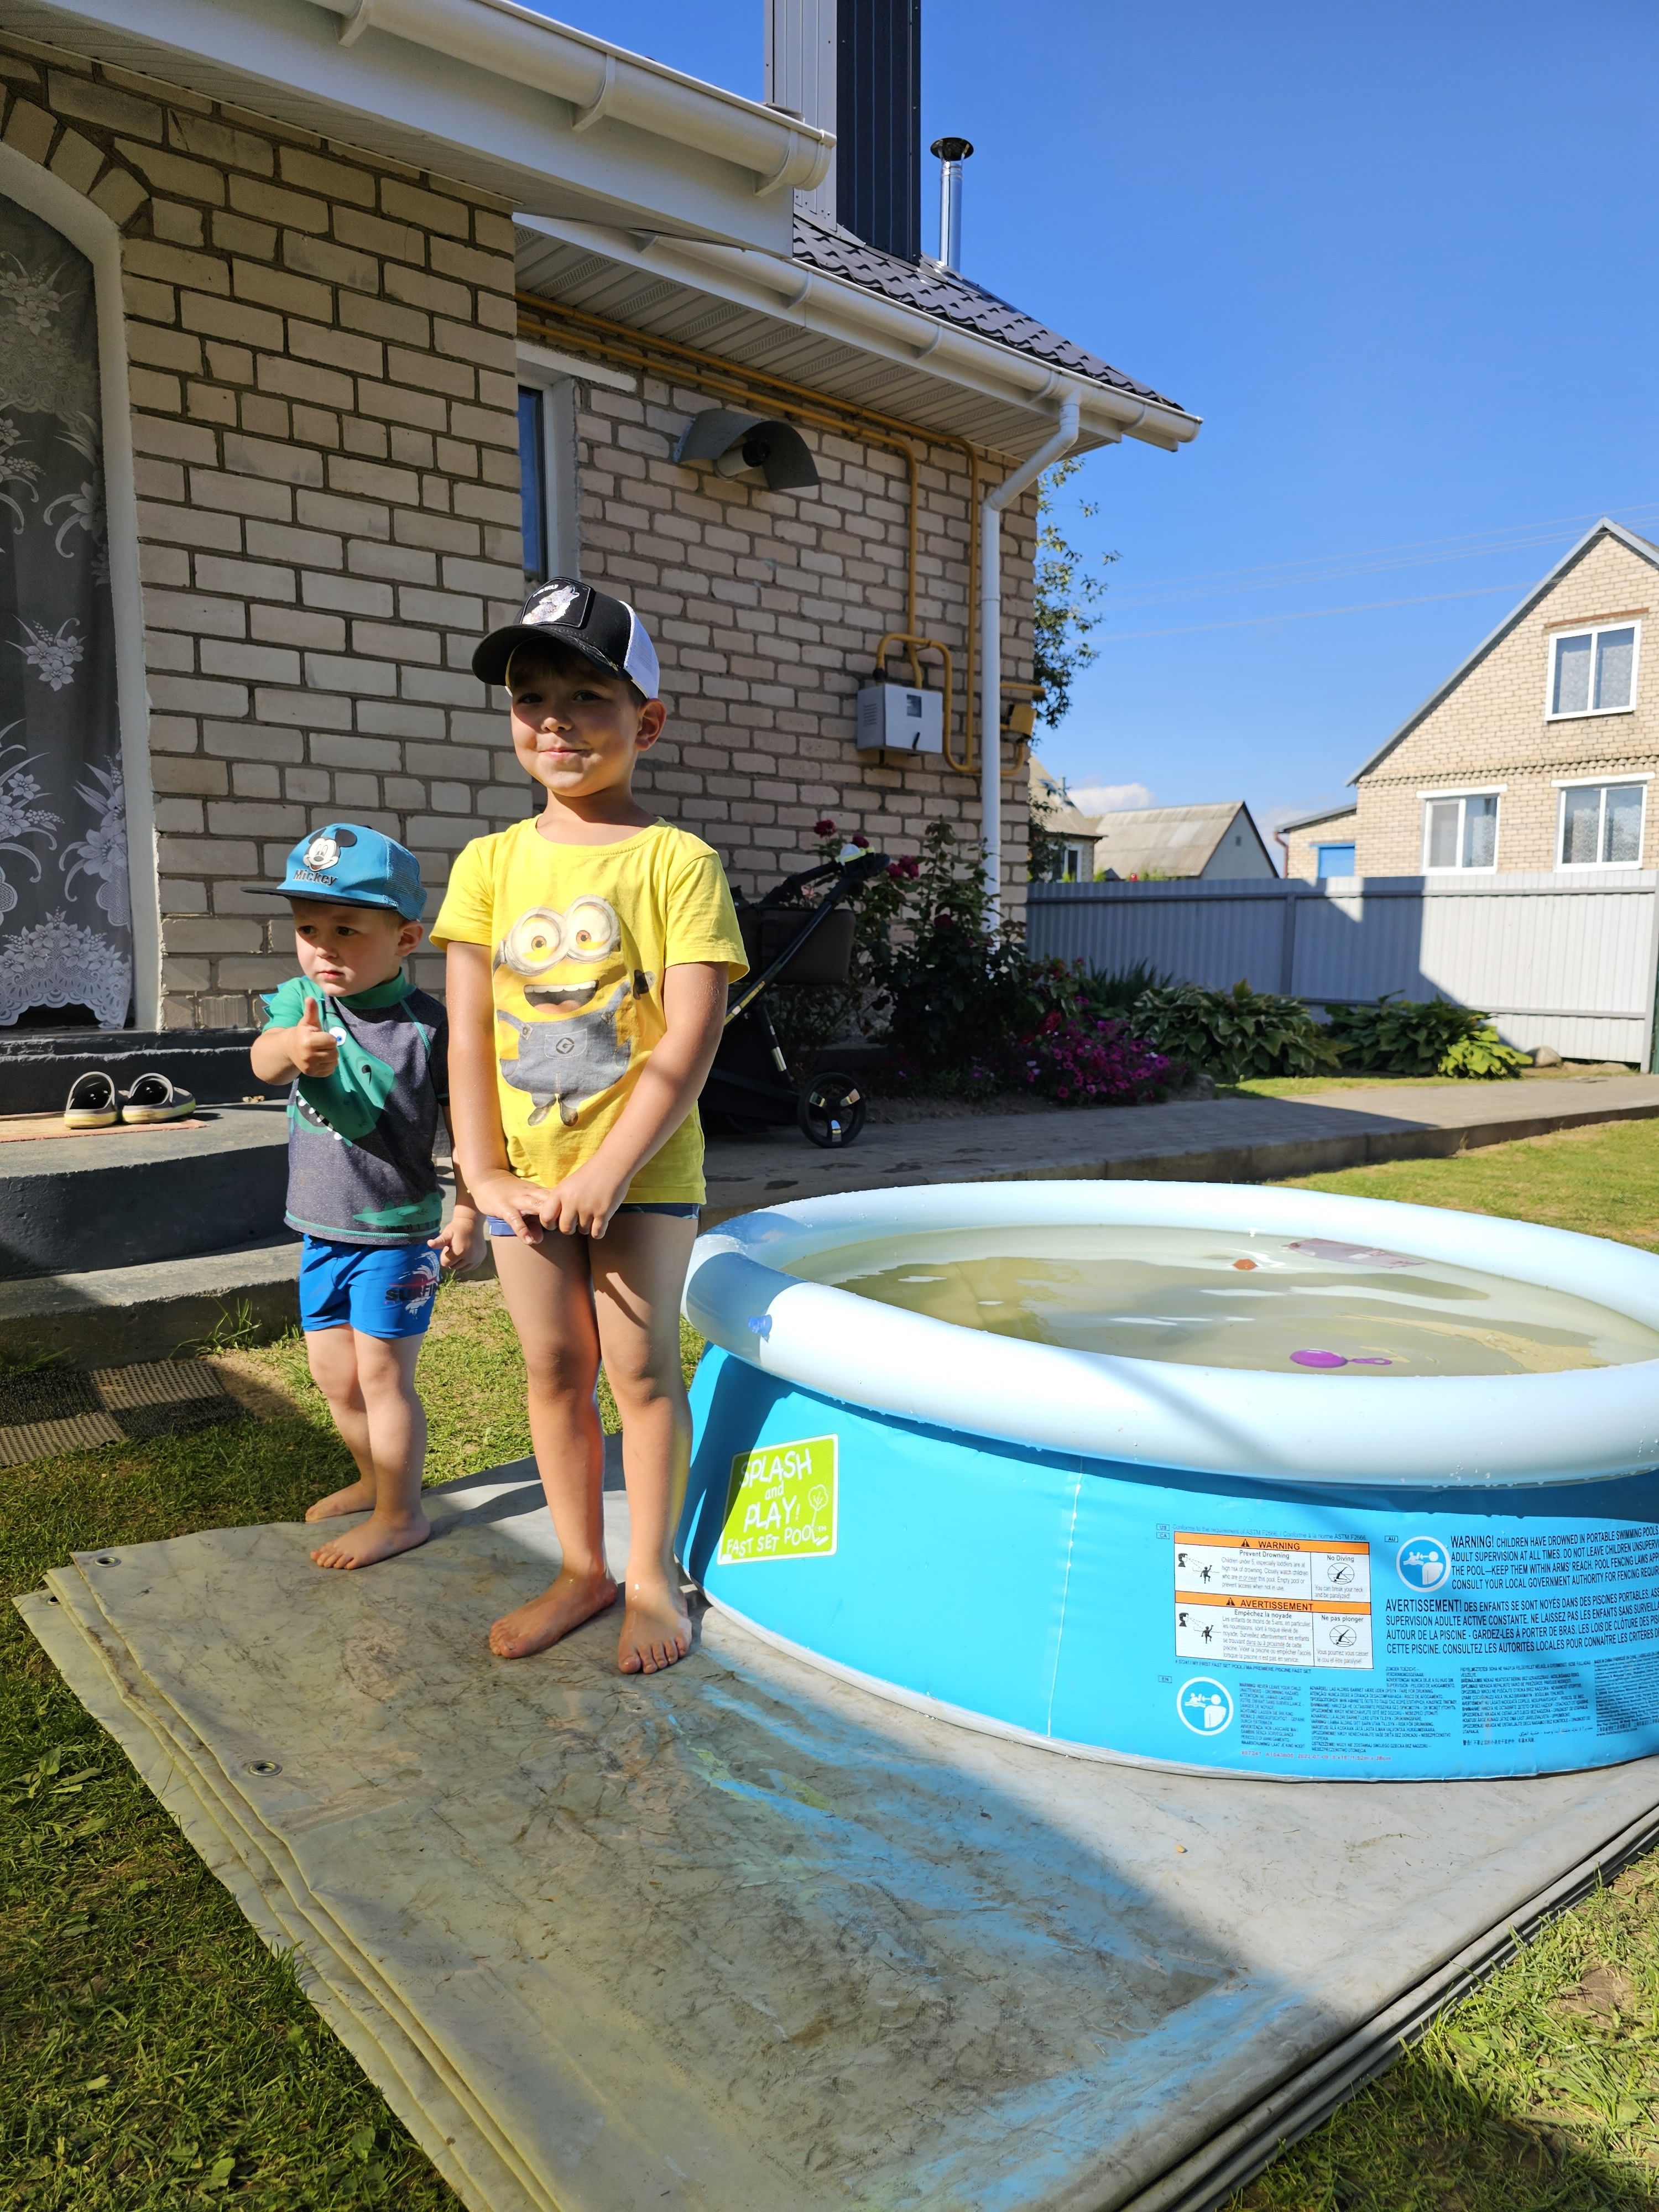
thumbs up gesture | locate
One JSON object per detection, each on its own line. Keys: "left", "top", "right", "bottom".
{"left": 291, "top": 995, "right": 339, "bottom": 1077}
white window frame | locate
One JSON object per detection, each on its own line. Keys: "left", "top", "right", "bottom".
{"left": 1545, "top": 618, "right": 1642, "bottom": 722}
{"left": 1417, "top": 785, "right": 1503, "bottom": 874}
{"left": 515, "top": 345, "right": 586, "bottom": 587}
{"left": 1553, "top": 773, "right": 1651, "bottom": 871}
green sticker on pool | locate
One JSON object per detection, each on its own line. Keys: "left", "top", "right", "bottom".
{"left": 718, "top": 1435, "right": 838, "bottom": 1564}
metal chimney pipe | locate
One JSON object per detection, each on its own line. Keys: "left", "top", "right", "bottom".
{"left": 930, "top": 135, "right": 973, "bottom": 270}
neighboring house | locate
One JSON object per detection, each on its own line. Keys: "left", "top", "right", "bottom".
{"left": 1027, "top": 758, "right": 1099, "bottom": 881}
{"left": 1284, "top": 519, "right": 1659, "bottom": 880}
{"left": 1091, "top": 801, "right": 1276, "bottom": 881}
{"left": 0, "top": 0, "right": 1198, "bottom": 1039}
{"left": 1277, "top": 801, "right": 1359, "bottom": 880}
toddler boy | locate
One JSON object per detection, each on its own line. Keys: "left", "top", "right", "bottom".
{"left": 249, "top": 824, "right": 479, "bottom": 1569}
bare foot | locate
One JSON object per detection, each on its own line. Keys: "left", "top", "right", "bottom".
{"left": 310, "top": 1510, "right": 430, "bottom": 1571}
{"left": 618, "top": 1579, "right": 692, "bottom": 1676}
{"left": 489, "top": 1566, "right": 617, "bottom": 1660}
{"left": 305, "top": 1478, "right": 375, "bottom": 1524}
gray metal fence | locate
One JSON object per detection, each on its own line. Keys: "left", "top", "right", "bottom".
{"left": 1025, "top": 873, "right": 1659, "bottom": 1066}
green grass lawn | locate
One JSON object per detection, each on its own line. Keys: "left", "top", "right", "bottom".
{"left": 1223, "top": 1064, "right": 1636, "bottom": 1100}
{"left": 6, "top": 1128, "right": 1659, "bottom": 2208}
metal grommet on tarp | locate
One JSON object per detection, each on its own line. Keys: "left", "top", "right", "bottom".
{"left": 243, "top": 1759, "right": 282, "bottom": 1777}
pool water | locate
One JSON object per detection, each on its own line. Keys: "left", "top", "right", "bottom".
{"left": 787, "top": 1224, "right": 1659, "bottom": 1377}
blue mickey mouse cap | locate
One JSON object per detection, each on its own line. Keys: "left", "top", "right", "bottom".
{"left": 246, "top": 823, "right": 426, "bottom": 921}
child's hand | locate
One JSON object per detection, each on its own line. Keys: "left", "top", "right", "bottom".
{"left": 290, "top": 998, "right": 340, "bottom": 1077}
{"left": 471, "top": 1168, "right": 553, "bottom": 1244}
{"left": 539, "top": 1159, "right": 630, "bottom": 1240}
{"left": 431, "top": 1204, "right": 485, "bottom": 1272}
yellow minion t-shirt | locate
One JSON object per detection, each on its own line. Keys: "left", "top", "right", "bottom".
{"left": 432, "top": 818, "right": 747, "bottom": 1202}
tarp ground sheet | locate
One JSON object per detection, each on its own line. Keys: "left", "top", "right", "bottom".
{"left": 18, "top": 1467, "right": 1659, "bottom": 2212}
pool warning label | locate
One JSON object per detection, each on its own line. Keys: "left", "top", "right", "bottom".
{"left": 1174, "top": 1531, "right": 1373, "bottom": 1671}
{"left": 718, "top": 1435, "right": 838, "bottom": 1565}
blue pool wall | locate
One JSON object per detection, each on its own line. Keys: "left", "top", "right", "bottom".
{"left": 681, "top": 1347, "right": 1659, "bottom": 1783}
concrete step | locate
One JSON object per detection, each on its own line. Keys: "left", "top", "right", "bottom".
{"left": 0, "top": 1104, "right": 289, "bottom": 1280}
{"left": 0, "top": 1027, "right": 283, "bottom": 1114}
{"left": 0, "top": 1233, "right": 301, "bottom": 1367}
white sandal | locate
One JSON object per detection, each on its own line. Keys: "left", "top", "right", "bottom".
{"left": 119, "top": 1072, "right": 197, "bottom": 1125}
{"left": 63, "top": 1070, "right": 118, "bottom": 1131}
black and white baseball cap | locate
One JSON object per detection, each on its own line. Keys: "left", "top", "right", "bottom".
{"left": 473, "top": 578, "right": 660, "bottom": 699}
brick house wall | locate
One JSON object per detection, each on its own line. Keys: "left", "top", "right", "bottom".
{"left": 1354, "top": 533, "right": 1659, "bottom": 875}
{"left": 1281, "top": 808, "right": 1357, "bottom": 880}
{"left": 557, "top": 357, "right": 1035, "bottom": 910}
{"left": 2, "top": 31, "right": 1035, "bottom": 1035}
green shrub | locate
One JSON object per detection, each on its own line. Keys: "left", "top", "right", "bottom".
{"left": 1131, "top": 979, "right": 1343, "bottom": 1083}
{"left": 786, "top": 820, "right": 1177, "bottom": 1105}
{"left": 1076, "top": 960, "right": 1170, "bottom": 1019}
{"left": 1324, "top": 994, "right": 1527, "bottom": 1079}
{"left": 1439, "top": 1025, "right": 1531, "bottom": 1079}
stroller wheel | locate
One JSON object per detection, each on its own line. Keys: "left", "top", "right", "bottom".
{"left": 798, "top": 1072, "right": 866, "bottom": 1149}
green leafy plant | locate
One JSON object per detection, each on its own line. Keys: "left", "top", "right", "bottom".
{"left": 1439, "top": 1025, "right": 1531, "bottom": 1079}
{"left": 1325, "top": 994, "right": 1528, "bottom": 1079}
{"left": 1132, "top": 979, "right": 1344, "bottom": 1083}
{"left": 1075, "top": 961, "right": 1170, "bottom": 1019}
{"left": 1032, "top": 455, "right": 1118, "bottom": 727}
{"left": 1027, "top": 775, "right": 1067, "bottom": 883}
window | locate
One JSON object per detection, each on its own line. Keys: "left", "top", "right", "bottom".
{"left": 517, "top": 385, "right": 547, "bottom": 583}
{"left": 515, "top": 363, "right": 578, "bottom": 587}
{"left": 1557, "top": 780, "right": 1647, "bottom": 868}
{"left": 1422, "top": 791, "right": 1499, "bottom": 871}
{"left": 1548, "top": 621, "right": 1640, "bottom": 719}
{"left": 1315, "top": 842, "right": 1356, "bottom": 878}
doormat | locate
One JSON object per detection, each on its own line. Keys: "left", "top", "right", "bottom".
{"left": 0, "top": 1112, "right": 211, "bottom": 1142}
{"left": 0, "top": 1358, "right": 243, "bottom": 1467}
{"left": 19, "top": 1469, "right": 1659, "bottom": 2212}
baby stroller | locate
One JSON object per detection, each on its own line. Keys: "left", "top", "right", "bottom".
{"left": 702, "top": 847, "right": 889, "bottom": 1147}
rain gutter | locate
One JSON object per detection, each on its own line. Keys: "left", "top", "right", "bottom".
{"left": 309, "top": 0, "right": 832, "bottom": 194}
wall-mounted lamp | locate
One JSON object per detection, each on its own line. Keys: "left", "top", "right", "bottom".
{"left": 674, "top": 408, "right": 820, "bottom": 493}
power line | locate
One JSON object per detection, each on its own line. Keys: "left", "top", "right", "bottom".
{"left": 1096, "top": 503, "right": 1659, "bottom": 613}
{"left": 1099, "top": 579, "right": 1533, "bottom": 645}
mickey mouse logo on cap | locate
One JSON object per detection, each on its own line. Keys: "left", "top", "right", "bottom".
{"left": 305, "top": 828, "right": 357, "bottom": 870}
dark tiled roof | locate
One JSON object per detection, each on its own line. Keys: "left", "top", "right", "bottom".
{"left": 792, "top": 212, "right": 1187, "bottom": 413}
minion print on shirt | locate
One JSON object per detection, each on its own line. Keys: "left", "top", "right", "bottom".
{"left": 492, "top": 896, "right": 654, "bottom": 1127}
{"left": 431, "top": 819, "right": 747, "bottom": 1204}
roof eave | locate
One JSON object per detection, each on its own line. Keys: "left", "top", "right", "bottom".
{"left": 1275, "top": 802, "right": 1359, "bottom": 836}
{"left": 10, "top": 0, "right": 828, "bottom": 250}
{"left": 515, "top": 214, "right": 1201, "bottom": 456}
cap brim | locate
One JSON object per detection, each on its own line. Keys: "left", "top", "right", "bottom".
{"left": 472, "top": 624, "right": 637, "bottom": 691}
{"left": 242, "top": 884, "right": 409, "bottom": 912}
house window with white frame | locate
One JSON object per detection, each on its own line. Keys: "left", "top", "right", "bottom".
{"left": 1558, "top": 779, "right": 1647, "bottom": 868}
{"left": 1422, "top": 791, "right": 1499, "bottom": 871}
{"left": 1548, "top": 620, "right": 1640, "bottom": 719}
{"left": 515, "top": 359, "right": 579, "bottom": 588}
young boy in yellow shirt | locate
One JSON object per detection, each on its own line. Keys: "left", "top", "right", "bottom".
{"left": 435, "top": 581, "right": 745, "bottom": 1675}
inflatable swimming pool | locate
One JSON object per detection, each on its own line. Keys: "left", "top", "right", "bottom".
{"left": 678, "top": 1182, "right": 1659, "bottom": 1780}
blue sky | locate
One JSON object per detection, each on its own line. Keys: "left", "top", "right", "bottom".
{"left": 534, "top": 1, "right": 1659, "bottom": 847}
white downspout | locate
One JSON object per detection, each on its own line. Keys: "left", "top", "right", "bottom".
{"left": 979, "top": 395, "right": 1081, "bottom": 914}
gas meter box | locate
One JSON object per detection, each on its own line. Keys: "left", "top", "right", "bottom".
{"left": 855, "top": 681, "right": 943, "bottom": 756}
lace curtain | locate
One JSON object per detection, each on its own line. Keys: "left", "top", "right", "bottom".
{"left": 0, "top": 192, "right": 131, "bottom": 1029}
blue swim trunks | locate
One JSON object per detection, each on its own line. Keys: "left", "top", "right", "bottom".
{"left": 299, "top": 1234, "right": 441, "bottom": 1339}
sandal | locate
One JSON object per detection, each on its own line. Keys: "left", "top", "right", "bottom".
{"left": 64, "top": 1070, "right": 118, "bottom": 1131}
{"left": 119, "top": 1072, "right": 197, "bottom": 1125}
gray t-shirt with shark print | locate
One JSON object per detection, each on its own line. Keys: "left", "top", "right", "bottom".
{"left": 262, "top": 971, "right": 448, "bottom": 1245}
